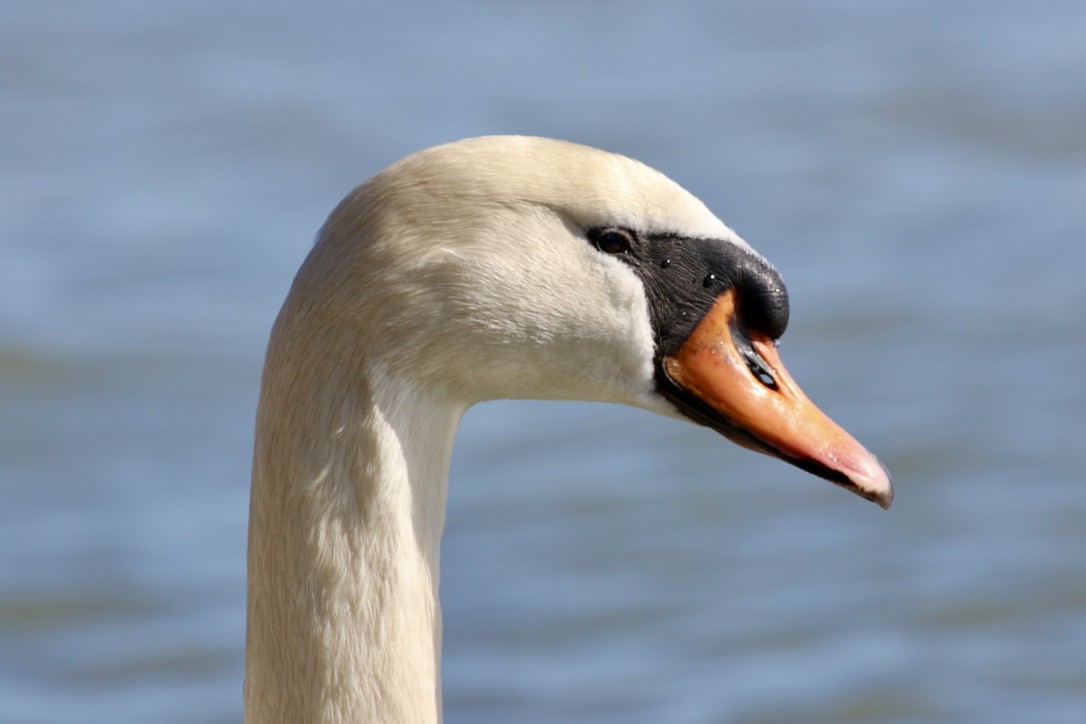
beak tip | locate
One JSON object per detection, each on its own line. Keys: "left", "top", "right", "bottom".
{"left": 854, "top": 458, "right": 894, "bottom": 510}
{"left": 872, "top": 487, "right": 894, "bottom": 510}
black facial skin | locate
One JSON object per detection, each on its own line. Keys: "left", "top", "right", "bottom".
{"left": 586, "top": 226, "right": 790, "bottom": 357}
{"left": 586, "top": 226, "right": 858, "bottom": 491}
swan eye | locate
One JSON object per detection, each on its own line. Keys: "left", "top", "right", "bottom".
{"left": 591, "top": 228, "right": 634, "bottom": 255}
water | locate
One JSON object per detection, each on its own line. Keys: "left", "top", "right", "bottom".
{"left": 3, "top": 1, "right": 1085, "bottom": 721}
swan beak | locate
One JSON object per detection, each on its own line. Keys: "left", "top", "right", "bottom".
{"left": 661, "top": 289, "right": 893, "bottom": 509}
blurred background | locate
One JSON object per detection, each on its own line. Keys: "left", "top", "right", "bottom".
{"left": 3, "top": 1, "right": 1084, "bottom": 721}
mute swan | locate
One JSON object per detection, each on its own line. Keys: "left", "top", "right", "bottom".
{"left": 246, "top": 136, "right": 891, "bottom": 722}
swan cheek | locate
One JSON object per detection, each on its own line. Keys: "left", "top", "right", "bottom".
{"left": 598, "top": 262, "right": 662, "bottom": 408}
{"left": 658, "top": 289, "right": 893, "bottom": 509}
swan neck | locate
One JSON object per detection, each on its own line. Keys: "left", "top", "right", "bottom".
{"left": 245, "top": 357, "right": 462, "bottom": 723}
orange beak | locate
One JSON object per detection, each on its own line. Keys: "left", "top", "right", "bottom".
{"left": 660, "top": 289, "right": 893, "bottom": 508}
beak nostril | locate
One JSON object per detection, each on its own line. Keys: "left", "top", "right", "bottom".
{"left": 745, "top": 352, "right": 778, "bottom": 390}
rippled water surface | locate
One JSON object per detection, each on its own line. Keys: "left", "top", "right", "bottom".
{"left": 3, "top": 1, "right": 1085, "bottom": 721}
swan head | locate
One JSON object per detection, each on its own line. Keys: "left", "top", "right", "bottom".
{"left": 295, "top": 135, "right": 892, "bottom": 508}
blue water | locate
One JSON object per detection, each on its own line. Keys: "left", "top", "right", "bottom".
{"left": 3, "top": 1, "right": 1085, "bottom": 721}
